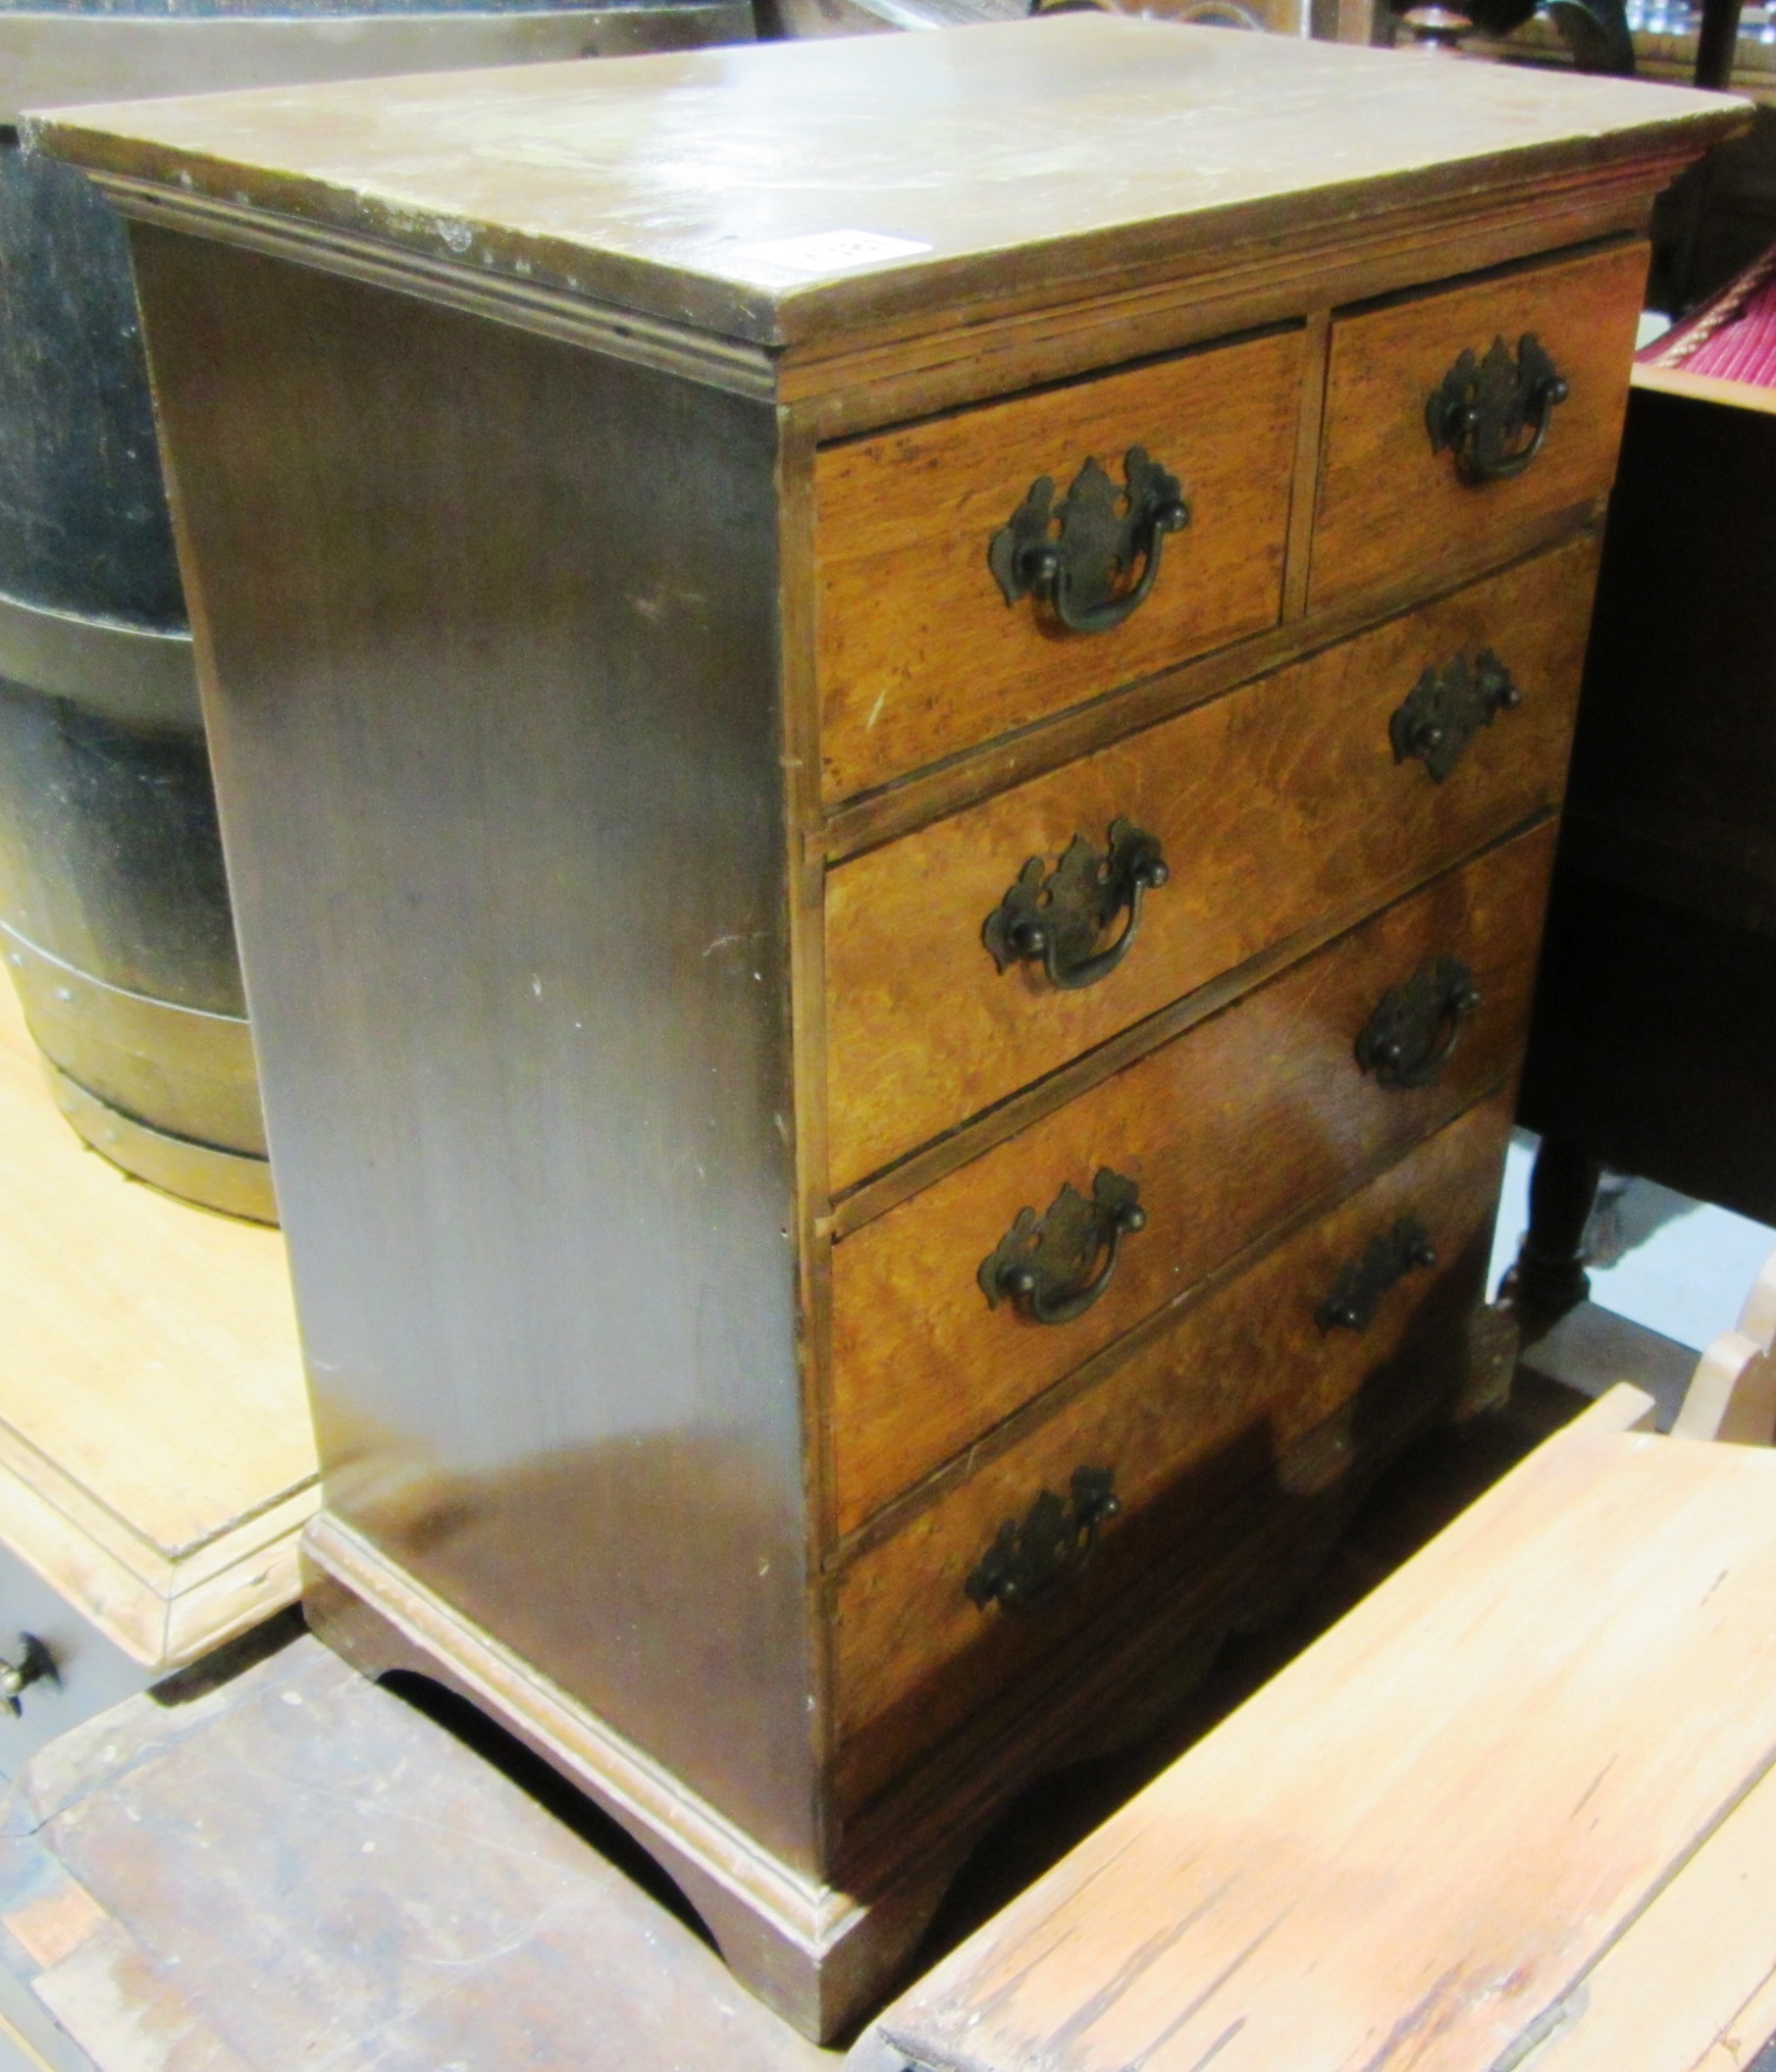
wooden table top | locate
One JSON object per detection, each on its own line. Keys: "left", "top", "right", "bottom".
{"left": 28, "top": 17, "right": 1745, "bottom": 346}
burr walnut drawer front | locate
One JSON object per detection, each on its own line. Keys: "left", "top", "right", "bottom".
{"left": 828, "top": 818, "right": 1555, "bottom": 1538}
{"left": 813, "top": 329, "right": 1303, "bottom": 804}
{"left": 825, "top": 533, "right": 1597, "bottom": 1192}
{"left": 831, "top": 1087, "right": 1515, "bottom": 1813}
{"left": 1309, "top": 241, "right": 1646, "bottom": 613}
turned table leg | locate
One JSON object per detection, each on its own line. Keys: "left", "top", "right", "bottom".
{"left": 1505, "top": 1135, "right": 1604, "bottom": 1320}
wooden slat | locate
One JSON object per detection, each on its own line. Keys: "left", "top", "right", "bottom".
{"left": 854, "top": 1389, "right": 1776, "bottom": 2072}
{"left": 0, "top": 1637, "right": 836, "bottom": 2072}
{"left": 1526, "top": 1756, "right": 1776, "bottom": 2072}
{"left": 1690, "top": 1966, "right": 1776, "bottom": 2072}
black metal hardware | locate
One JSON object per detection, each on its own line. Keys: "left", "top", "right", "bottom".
{"left": 966, "top": 1466, "right": 1121, "bottom": 1614}
{"left": 979, "top": 1167, "right": 1147, "bottom": 1325}
{"left": 1427, "top": 335, "right": 1570, "bottom": 485}
{"left": 1356, "top": 956, "right": 1482, "bottom": 1090}
{"left": 989, "top": 446, "right": 1189, "bottom": 635}
{"left": 1317, "top": 1217, "right": 1438, "bottom": 1333}
{"left": 0, "top": 1634, "right": 57, "bottom": 1718}
{"left": 1390, "top": 648, "right": 1521, "bottom": 783}
{"left": 983, "top": 817, "right": 1168, "bottom": 992}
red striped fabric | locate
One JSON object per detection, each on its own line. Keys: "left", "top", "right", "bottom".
{"left": 1640, "top": 240, "right": 1776, "bottom": 388}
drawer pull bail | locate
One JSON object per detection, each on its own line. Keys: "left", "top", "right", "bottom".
{"left": 1390, "top": 648, "right": 1521, "bottom": 782}
{"left": 989, "top": 446, "right": 1189, "bottom": 635}
{"left": 980, "top": 1167, "right": 1147, "bottom": 1325}
{"left": 1427, "top": 335, "right": 1570, "bottom": 485}
{"left": 984, "top": 816, "right": 1168, "bottom": 992}
{"left": 966, "top": 1467, "right": 1121, "bottom": 1615}
{"left": 1356, "top": 956, "right": 1482, "bottom": 1090}
{"left": 1317, "top": 1216, "right": 1438, "bottom": 1333}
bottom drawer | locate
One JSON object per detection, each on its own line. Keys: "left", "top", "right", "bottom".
{"left": 831, "top": 1088, "right": 1514, "bottom": 1812}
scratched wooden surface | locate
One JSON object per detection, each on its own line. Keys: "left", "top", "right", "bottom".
{"left": 26, "top": 18, "right": 1739, "bottom": 346}
{"left": 0, "top": 1634, "right": 835, "bottom": 2072}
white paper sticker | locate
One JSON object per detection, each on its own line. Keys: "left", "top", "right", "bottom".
{"left": 731, "top": 229, "right": 933, "bottom": 278}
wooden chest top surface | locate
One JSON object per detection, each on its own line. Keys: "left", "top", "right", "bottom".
{"left": 28, "top": 17, "right": 1743, "bottom": 345}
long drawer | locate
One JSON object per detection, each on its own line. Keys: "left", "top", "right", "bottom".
{"left": 1310, "top": 241, "right": 1645, "bottom": 611}
{"left": 815, "top": 329, "right": 1302, "bottom": 803}
{"left": 831, "top": 1087, "right": 1514, "bottom": 1813}
{"left": 826, "top": 535, "right": 1595, "bottom": 1190}
{"left": 828, "top": 820, "right": 1554, "bottom": 1537}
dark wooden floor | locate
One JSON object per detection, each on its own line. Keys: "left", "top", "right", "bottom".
{"left": 0, "top": 1358, "right": 1608, "bottom": 2072}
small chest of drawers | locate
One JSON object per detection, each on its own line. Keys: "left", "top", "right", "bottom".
{"left": 34, "top": 25, "right": 1741, "bottom": 2041}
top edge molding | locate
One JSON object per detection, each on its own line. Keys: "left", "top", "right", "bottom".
{"left": 30, "top": 18, "right": 1748, "bottom": 353}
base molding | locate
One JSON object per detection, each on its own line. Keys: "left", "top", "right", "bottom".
{"left": 300, "top": 1514, "right": 959, "bottom": 2041}
{"left": 302, "top": 1317, "right": 1503, "bottom": 2042}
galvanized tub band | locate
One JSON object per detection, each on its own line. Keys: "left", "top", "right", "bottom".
{"left": 1, "top": 0, "right": 749, "bottom": 1218}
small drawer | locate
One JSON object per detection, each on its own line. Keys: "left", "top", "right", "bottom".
{"left": 828, "top": 818, "right": 1554, "bottom": 1537}
{"left": 826, "top": 533, "right": 1596, "bottom": 1191}
{"left": 814, "top": 330, "right": 1302, "bottom": 803}
{"left": 1309, "top": 242, "right": 1645, "bottom": 613}
{"left": 831, "top": 1088, "right": 1514, "bottom": 1813}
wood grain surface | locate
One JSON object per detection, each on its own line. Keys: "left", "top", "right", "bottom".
{"left": 0, "top": 1635, "right": 836, "bottom": 2072}
{"left": 27, "top": 21, "right": 1740, "bottom": 353}
{"left": 828, "top": 822, "right": 1555, "bottom": 1537}
{"left": 854, "top": 1394, "right": 1776, "bottom": 2072}
{"left": 130, "top": 228, "right": 816, "bottom": 1867}
{"left": 1309, "top": 241, "right": 1646, "bottom": 610}
{"left": 825, "top": 536, "right": 1596, "bottom": 1191}
{"left": 831, "top": 1090, "right": 1512, "bottom": 1809}
{"left": 0, "top": 962, "right": 315, "bottom": 1670}
{"left": 814, "top": 329, "right": 1299, "bottom": 802}
{"left": 1526, "top": 1752, "right": 1776, "bottom": 2072}
{"left": 43, "top": 22, "right": 1747, "bottom": 2038}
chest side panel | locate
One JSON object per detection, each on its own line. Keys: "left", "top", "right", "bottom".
{"left": 128, "top": 227, "right": 818, "bottom": 1868}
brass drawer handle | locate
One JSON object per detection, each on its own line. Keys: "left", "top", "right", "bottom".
{"left": 979, "top": 1167, "right": 1147, "bottom": 1325}
{"left": 989, "top": 446, "right": 1189, "bottom": 636}
{"left": 983, "top": 816, "right": 1168, "bottom": 992}
{"left": 966, "top": 1467, "right": 1121, "bottom": 1615}
{"left": 1390, "top": 648, "right": 1521, "bottom": 783}
{"left": 1356, "top": 956, "right": 1481, "bottom": 1090}
{"left": 1317, "top": 1216, "right": 1437, "bottom": 1333}
{"left": 1427, "top": 334, "right": 1569, "bottom": 485}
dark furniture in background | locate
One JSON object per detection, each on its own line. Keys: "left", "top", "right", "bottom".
{"left": 1513, "top": 366, "right": 1776, "bottom": 1312}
